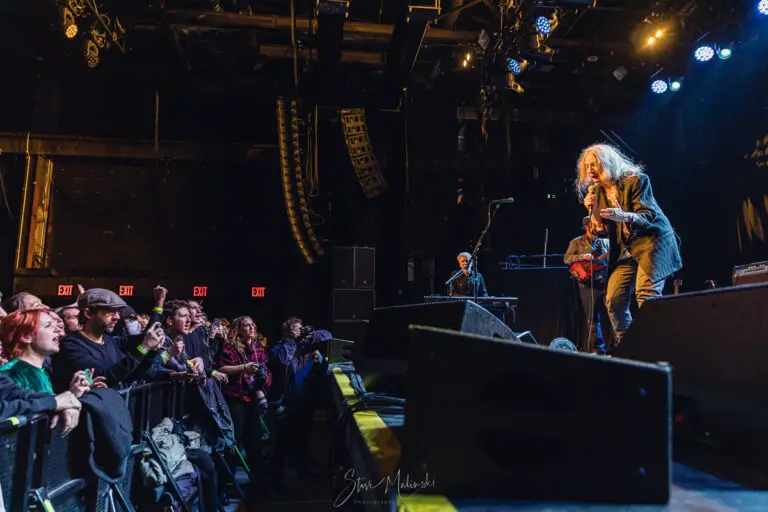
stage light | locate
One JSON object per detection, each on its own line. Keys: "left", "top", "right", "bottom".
{"left": 507, "top": 58, "right": 527, "bottom": 75}
{"left": 670, "top": 80, "right": 682, "bottom": 91}
{"left": 718, "top": 48, "right": 732, "bottom": 60}
{"left": 647, "top": 36, "right": 656, "bottom": 46}
{"left": 535, "top": 16, "right": 551, "bottom": 35}
{"left": 759, "top": 0, "right": 768, "bottom": 16}
{"left": 655, "top": 29, "right": 664, "bottom": 38}
{"left": 651, "top": 80, "right": 668, "bottom": 94}
{"left": 694, "top": 45, "right": 715, "bottom": 62}
{"left": 84, "top": 39, "right": 100, "bottom": 68}
{"left": 60, "top": 6, "right": 78, "bottom": 39}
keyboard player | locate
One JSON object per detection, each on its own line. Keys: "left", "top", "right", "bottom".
{"left": 447, "top": 252, "right": 489, "bottom": 297}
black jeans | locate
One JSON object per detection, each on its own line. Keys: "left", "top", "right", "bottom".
{"left": 187, "top": 449, "right": 219, "bottom": 512}
{"left": 579, "top": 284, "right": 608, "bottom": 352}
{"left": 224, "top": 395, "right": 264, "bottom": 470}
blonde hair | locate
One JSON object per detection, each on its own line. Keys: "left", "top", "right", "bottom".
{"left": 227, "top": 316, "right": 256, "bottom": 353}
{"left": 575, "top": 143, "right": 644, "bottom": 200}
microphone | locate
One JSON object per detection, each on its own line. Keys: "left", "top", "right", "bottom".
{"left": 585, "top": 184, "right": 597, "bottom": 211}
{"left": 491, "top": 197, "right": 515, "bottom": 204}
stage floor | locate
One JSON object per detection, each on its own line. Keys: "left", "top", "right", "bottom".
{"left": 427, "top": 463, "right": 768, "bottom": 511}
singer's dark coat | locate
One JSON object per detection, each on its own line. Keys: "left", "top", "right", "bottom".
{"left": 593, "top": 173, "right": 682, "bottom": 282}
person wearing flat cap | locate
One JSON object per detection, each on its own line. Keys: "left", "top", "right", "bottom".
{"left": 50, "top": 288, "right": 167, "bottom": 392}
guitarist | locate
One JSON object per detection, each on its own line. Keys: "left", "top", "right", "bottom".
{"left": 565, "top": 217, "right": 610, "bottom": 354}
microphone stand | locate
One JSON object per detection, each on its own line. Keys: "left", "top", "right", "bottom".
{"left": 445, "top": 268, "right": 464, "bottom": 296}
{"left": 468, "top": 201, "right": 502, "bottom": 302}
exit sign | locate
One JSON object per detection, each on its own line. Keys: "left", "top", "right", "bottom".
{"left": 57, "top": 285, "right": 74, "bottom": 296}
{"left": 118, "top": 285, "right": 134, "bottom": 297}
{"left": 193, "top": 286, "right": 208, "bottom": 298}
{"left": 251, "top": 287, "right": 266, "bottom": 298}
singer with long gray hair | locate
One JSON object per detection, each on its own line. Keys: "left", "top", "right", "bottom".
{"left": 577, "top": 143, "right": 681, "bottom": 348}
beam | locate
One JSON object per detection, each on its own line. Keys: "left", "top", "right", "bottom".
{"left": 140, "top": 9, "right": 479, "bottom": 43}
{"left": 260, "top": 44, "right": 387, "bottom": 65}
{"left": 0, "top": 133, "right": 276, "bottom": 161}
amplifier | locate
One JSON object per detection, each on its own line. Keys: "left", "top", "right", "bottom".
{"left": 733, "top": 261, "right": 768, "bottom": 286}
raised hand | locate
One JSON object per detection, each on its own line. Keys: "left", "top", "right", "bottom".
{"left": 141, "top": 323, "right": 166, "bottom": 352}
{"left": 69, "top": 371, "right": 91, "bottom": 397}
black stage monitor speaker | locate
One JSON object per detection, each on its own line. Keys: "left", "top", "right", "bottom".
{"left": 401, "top": 325, "right": 672, "bottom": 504}
{"left": 613, "top": 282, "right": 768, "bottom": 463}
{"left": 332, "top": 246, "right": 375, "bottom": 289}
{"left": 332, "top": 319, "right": 369, "bottom": 344}
{"left": 332, "top": 289, "right": 375, "bottom": 321}
{"left": 361, "top": 300, "right": 518, "bottom": 362}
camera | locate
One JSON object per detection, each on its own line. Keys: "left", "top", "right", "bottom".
{"left": 300, "top": 325, "right": 315, "bottom": 339}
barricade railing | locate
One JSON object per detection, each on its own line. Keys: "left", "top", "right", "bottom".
{"left": 0, "top": 381, "right": 194, "bottom": 512}
{"left": 0, "top": 413, "right": 48, "bottom": 512}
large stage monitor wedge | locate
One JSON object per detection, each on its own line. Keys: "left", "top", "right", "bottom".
{"left": 400, "top": 325, "right": 672, "bottom": 504}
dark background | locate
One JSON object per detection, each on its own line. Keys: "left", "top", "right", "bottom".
{"left": 0, "top": 1, "right": 766, "bottom": 339}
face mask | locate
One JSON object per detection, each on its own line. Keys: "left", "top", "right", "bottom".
{"left": 125, "top": 319, "right": 142, "bottom": 336}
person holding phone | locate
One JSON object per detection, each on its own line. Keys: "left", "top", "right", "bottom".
{"left": 216, "top": 316, "right": 271, "bottom": 472}
{"left": 50, "top": 288, "right": 166, "bottom": 392}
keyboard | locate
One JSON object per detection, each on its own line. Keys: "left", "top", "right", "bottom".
{"left": 423, "top": 295, "right": 518, "bottom": 306}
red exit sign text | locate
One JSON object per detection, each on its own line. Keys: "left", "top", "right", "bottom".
{"left": 193, "top": 286, "right": 208, "bottom": 298}
{"left": 251, "top": 287, "right": 266, "bottom": 298}
{"left": 118, "top": 285, "right": 134, "bottom": 297}
{"left": 58, "top": 285, "right": 74, "bottom": 296}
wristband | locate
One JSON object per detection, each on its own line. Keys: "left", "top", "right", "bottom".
{"left": 241, "top": 364, "right": 245, "bottom": 371}
{"left": 136, "top": 345, "right": 149, "bottom": 356}
{"left": 212, "top": 370, "right": 219, "bottom": 377}
{"left": 153, "top": 307, "right": 163, "bottom": 314}
{"left": 161, "top": 352, "right": 170, "bottom": 363}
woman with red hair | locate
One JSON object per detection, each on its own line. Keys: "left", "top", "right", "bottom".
{"left": 0, "top": 308, "right": 92, "bottom": 396}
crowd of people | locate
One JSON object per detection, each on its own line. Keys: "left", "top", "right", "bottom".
{"left": 0, "top": 285, "right": 329, "bottom": 509}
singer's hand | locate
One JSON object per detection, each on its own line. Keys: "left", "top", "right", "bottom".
{"left": 584, "top": 193, "right": 597, "bottom": 210}
{"left": 600, "top": 199, "right": 631, "bottom": 222}
{"left": 581, "top": 254, "right": 594, "bottom": 261}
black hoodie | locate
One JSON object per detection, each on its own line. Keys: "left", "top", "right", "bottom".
{"left": 0, "top": 373, "right": 57, "bottom": 421}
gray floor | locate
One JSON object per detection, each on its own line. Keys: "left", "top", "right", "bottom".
{"left": 223, "top": 411, "right": 333, "bottom": 512}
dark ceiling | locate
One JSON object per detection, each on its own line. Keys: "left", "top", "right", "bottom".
{"left": 0, "top": 0, "right": 751, "bottom": 134}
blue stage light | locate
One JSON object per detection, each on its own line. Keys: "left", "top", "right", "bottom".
{"left": 651, "top": 80, "right": 668, "bottom": 94}
{"left": 535, "top": 16, "right": 551, "bottom": 35}
{"left": 507, "top": 59, "right": 522, "bottom": 75}
{"left": 670, "top": 81, "right": 682, "bottom": 91}
{"left": 694, "top": 46, "right": 715, "bottom": 62}
{"left": 759, "top": 0, "right": 768, "bottom": 16}
{"left": 718, "top": 48, "right": 732, "bottom": 60}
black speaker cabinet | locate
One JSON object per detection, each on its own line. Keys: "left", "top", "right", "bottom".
{"left": 332, "top": 246, "right": 375, "bottom": 289}
{"left": 332, "top": 319, "right": 369, "bottom": 343}
{"left": 332, "top": 289, "right": 375, "bottom": 321}
{"left": 361, "top": 300, "right": 518, "bottom": 362}
{"left": 614, "top": 282, "right": 768, "bottom": 463}
{"left": 401, "top": 325, "right": 672, "bottom": 504}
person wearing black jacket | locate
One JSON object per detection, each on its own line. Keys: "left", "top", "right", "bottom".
{"left": 578, "top": 143, "right": 682, "bottom": 345}
{"left": 448, "top": 252, "right": 489, "bottom": 297}
{"left": 50, "top": 288, "right": 166, "bottom": 392}
{"left": 0, "top": 374, "right": 82, "bottom": 435}
{"left": 269, "top": 317, "right": 322, "bottom": 485}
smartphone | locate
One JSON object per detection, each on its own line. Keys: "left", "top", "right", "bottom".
{"left": 83, "top": 368, "right": 94, "bottom": 386}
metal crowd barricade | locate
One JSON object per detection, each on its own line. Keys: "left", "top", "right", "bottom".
{"left": 0, "top": 413, "right": 48, "bottom": 512}
{"left": 27, "top": 387, "right": 139, "bottom": 512}
{"left": 127, "top": 381, "right": 193, "bottom": 512}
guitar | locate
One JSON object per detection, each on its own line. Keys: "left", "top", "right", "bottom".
{"left": 569, "top": 249, "right": 609, "bottom": 282}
